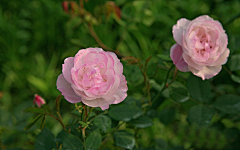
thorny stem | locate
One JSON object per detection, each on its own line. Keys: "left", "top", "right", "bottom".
{"left": 87, "top": 23, "right": 114, "bottom": 52}
{"left": 82, "top": 127, "right": 87, "bottom": 150}
{"left": 45, "top": 113, "right": 66, "bottom": 130}
{"left": 82, "top": 103, "right": 88, "bottom": 122}
{"left": 138, "top": 61, "right": 152, "bottom": 106}
{"left": 151, "top": 64, "right": 175, "bottom": 105}
{"left": 87, "top": 23, "right": 124, "bottom": 58}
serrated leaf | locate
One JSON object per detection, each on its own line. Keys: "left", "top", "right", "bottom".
{"left": 34, "top": 127, "right": 55, "bottom": 150}
{"left": 187, "top": 75, "right": 211, "bottom": 103}
{"left": 24, "top": 114, "right": 43, "bottom": 131}
{"left": 86, "top": 130, "right": 102, "bottom": 150}
{"left": 108, "top": 104, "right": 143, "bottom": 122}
{"left": 170, "top": 87, "right": 189, "bottom": 103}
{"left": 93, "top": 115, "right": 111, "bottom": 132}
{"left": 114, "top": 130, "right": 135, "bottom": 149}
{"left": 24, "top": 107, "right": 45, "bottom": 114}
{"left": 129, "top": 115, "right": 153, "bottom": 128}
{"left": 62, "top": 133, "right": 83, "bottom": 150}
{"left": 213, "top": 95, "right": 240, "bottom": 114}
{"left": 187, "top": 105, "right": 215, "bottom": 127}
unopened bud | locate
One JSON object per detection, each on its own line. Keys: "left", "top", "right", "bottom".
{"left": 34, "top": 94, "right": 46, "bottom": 108}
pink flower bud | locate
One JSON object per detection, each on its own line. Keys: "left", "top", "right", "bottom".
{"left": 34, "top": 94, "right": 46, "bottom": 108}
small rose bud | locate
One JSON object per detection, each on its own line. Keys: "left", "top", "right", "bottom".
{"left": 34, "top": 94, "right": 46, "bottom": 108}
{"left": 62, "top": 1, "right": 69, "bottom": 14}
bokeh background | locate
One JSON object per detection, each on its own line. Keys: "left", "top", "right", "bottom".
{"left": 1, "top": 0, "right": 240, "bottom": 149}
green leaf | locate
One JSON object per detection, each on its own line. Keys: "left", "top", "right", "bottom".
{"left": 55, "top": 130, "right": 68, "bottom": 144}
{"left": 157, "top": 54, "right": 172, "bottom": 61}
{"left": 62, "top": 133, "right": 83, "bottom": 150}
{"left": 170, "top": 87, "right": 189, "bottom": 103}
{"left": 231, "top": 74, "right": 240, "bottom": 83}
{"left": 34, "top": 127, "right": 55, "bottom": 150}
{"left": 187, "top": 75, "right": 211, "bottom": 103}
{"left": 114, "top": 130, "right": 135, "bottom": 149}
{"left": 187, "top": 105, "right": 215, "bottom": 127}
{"left": 108, "top": 104, "right": 144, "bottom": 121}
{"left": 24, "top": 107, "right": 45, "bottom": 114}
{"left": 228, "top": 54, "right": 240, "bottom": 71}
{"left": 42, "top": 104, "right": 51, "bottom": 114}
{"left": 86, "top": 130, "right": 102, "bottom": 150}
{"left": 24, "top": 114, "right": 43, "bottom": 131}
{"left": 40, "top": 115, "right": 46, "bottom": 130}
{"left": 93, "top": 115, "right": 111, "bottom": 133}
{"left": 159, "top": 108, "right": 176, "bottom": 125}
{"left": 129, "top": 115, "right": 153, "bottom": 128}
{"left": 213, "top": 95, "right": 240, "bottom": 114}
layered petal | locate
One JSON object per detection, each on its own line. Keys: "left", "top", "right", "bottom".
{"left": 188, "top": 65, "right": 222, "bottom": 80}
{"left": 170, "top": 43, "right": 189, "bottom": 72}
{"left": 57, "top": 74, "right": 82, "bottom": 103}
{"left": 172, "top": 18, "right": 190, "bottom": 45}
{"left": 62, "top": 57, "right": 74, "bottom": 84}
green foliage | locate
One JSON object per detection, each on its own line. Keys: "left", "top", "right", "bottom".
{"left": 1, "top": 0, "right": 240, "bottom": 149}
{"left": 187, "top": 105, "right": 215, "bottom": 127}
{"left": 34, "top": 128, "right": 55, "bottom": 150}
{"left": 108, "top": 104, "right": 143, "bottom": 121}
{"left": 213, "top": 95, "right": 240, "bottom": 114}
{"left": 86, "top": 130, "right": 102, "bottom": 150}
{"left": 187, "top": 75, "right": 211, "bottom": 103}
{"left": 93, "top": 115, "right": 111, "bottom": 133}
{"left": 114, "top": 130, "right": 136, "bottom": 149}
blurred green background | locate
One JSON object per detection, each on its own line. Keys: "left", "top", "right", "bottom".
{"left": 1, "top": 0, "right": 240, "bottom": 149}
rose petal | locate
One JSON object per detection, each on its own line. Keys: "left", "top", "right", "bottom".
{"left": 170, "top": 43, "right": 189, "bottom": 72}
{"left": 107, "top": 52, "right": 123, "bottom": 75}
{"left": 173, "top": 18, "right": 190, "bottom": 45}
{"left": 210, "top": 48, "right": 230, "bottom": 66}
{"left": 112, "top": 75, "right": 128, "bottom": 104}
{"left": 81, "top": 96, "right": 116, "bottom": 110}
{"left": 57, "top": 74, "right": 82, "bottom": 103}
{"left": 182, "top": 53, "right": 205, "bottom": 70}
{"left": 188, "top": 65, "right": 222, "bottom": 80}
{"left": 62, "top": 57, "right": 74, "bottom": 84}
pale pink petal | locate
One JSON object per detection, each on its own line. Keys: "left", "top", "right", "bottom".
{"left": 57, "top": 74, "right": 82, "bottom": 103}
{"left": 62, "top": 57, "right": 74, "bottom": 84}
{"left": 173, "top": 18, "right": 190, "bottom": 45}
{"left": 210, "top": 48, "right": 230, "bottom": 66}
{"left": 102, "top": 74, "right": 121, "bottom": 99}
{"left": 170, "top": 44, "right": 189, "bottom": 72}
{"left": 81, "top": 96, "right": 116, "bottom": 110}
{"left": 85, "top": 51, "right": 108, "bottom": 66}
{"left": 188, "top": 65, "right": 222, "bottom": 80}
{"left": 182, "top": 53, "right": 205, "bottom": 70}
{"left": 112, "top": 75, "right": 128, "bottom": 104}
{"left": 107, "top": 52, "right": 123, "bottom": 76}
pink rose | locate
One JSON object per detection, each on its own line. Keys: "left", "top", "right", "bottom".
{"left": 34, "top": 94, "right": 46, "bottom": 108}
{"left": 170, "top": 15, "right": 229, "bottom": 80}
{"left": 57, "top": 48, "right": 128, "bottom": 110}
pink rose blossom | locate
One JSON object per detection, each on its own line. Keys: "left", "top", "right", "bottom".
{"left": 171, "top": 15, "right": 229, "bottom": 80}
{"left": 57, "top": 48, "right": 128, "bottom": 110}
{"left": 34, "top": 94, "right": 46, "bottom": 108}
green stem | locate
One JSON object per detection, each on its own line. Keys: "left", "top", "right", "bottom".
{"left": 151, "top": 64, "right": 175, "bottom": 105}
{"left": 82, "top": 128, "right": 86, "bottom": 150}
{"left": 45, "top": 113, "right": 66, "bottom": 130}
